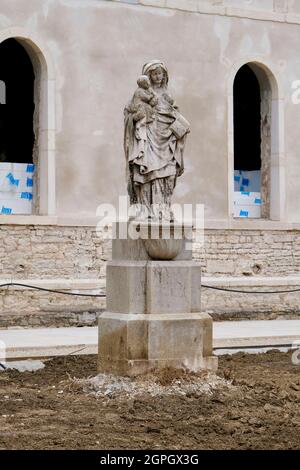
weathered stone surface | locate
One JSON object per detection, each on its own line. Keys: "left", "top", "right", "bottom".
{"left": 143, "top": 238, "right": 183, "bottom": 260}
{"left": 146, "top": 261, "right": 196, "bottom": 314}
{"left": 98, "top": 312, "right": 217, "bottom": 376}
{"left": 1, "top": 225, "right": 300, "bottom": 327}
{"left": 106, "top": 259, "right": 201, "bottom": 315}
{"left": 106, "top": 260, "right": 147, "bottom": 314}
{"left": 124, "top": 61, "right": 190, "bottom": 221}
{"left": 112, "top": 222, "right": 193, "bottom": 261}
{"left": 1, "top": 225, "right": 300, "bottom": 281}
{"left": 98, "top": 218, "right": 215, "bottom": 374}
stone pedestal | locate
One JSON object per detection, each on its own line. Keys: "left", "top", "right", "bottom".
{"left": 98, "top": 221, "right": 217, "bottom": 375}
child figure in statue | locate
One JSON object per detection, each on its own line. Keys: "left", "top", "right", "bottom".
{"left": 131, "top": 75, "right": 158, "bottom": 124}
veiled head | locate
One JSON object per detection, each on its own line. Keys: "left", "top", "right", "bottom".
{"left": 142, "top": 60, "right": 168, "bottom": 88}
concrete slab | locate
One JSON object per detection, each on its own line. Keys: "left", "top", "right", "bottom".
{"left": 0, "top": 320, "right": 299, "bottom": 359}
{"left": 2, "top": 360, "right": 45, "bottom": 372}
{"left": 215, "top": 347, "right": 291, "bottom": 356}
{"left": 0, "top": 327, "right": 98, "bottom": 359}
{"left": 213, "top": 320, "right": 300, "bottom": 348}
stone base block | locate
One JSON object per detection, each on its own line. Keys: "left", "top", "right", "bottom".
{"left": 98, "top": 311, "right": 217, "bottom": 376}
{"left": 106, "top": 261, "right": 147, "bottom": 314}
{"left": 146, "top": 261, "right": 201, "bottom": 314}
{"left": 106, "top": 260, "right": 201, "bottom": 314}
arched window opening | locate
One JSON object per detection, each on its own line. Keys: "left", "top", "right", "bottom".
{"left": 233, "top": 63, "right": 272, "bottom": 219}
{"left": 0, "top": 38, "right": 35, "bottom": 215}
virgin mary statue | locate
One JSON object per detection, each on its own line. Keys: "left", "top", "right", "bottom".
{"left": 124, "top": 60, "right": 190, "bottom": 221}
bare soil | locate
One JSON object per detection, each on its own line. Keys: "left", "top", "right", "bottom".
{"left": 0, "top": 350, "right": 299, "bottom": 450}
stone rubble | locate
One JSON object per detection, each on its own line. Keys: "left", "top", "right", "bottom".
{"left": 78, "top": 371, "right": 231, "bottom": 400}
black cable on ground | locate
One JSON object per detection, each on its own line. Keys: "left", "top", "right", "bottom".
{"left": 0, "top": 282, "right": 105, "bottom": 297}
{"left": 0, "top": 282, "right": 300, "bottom": 297}
{"left": 0, "top": 362, "right": 7, "bottom": 370}
{"left": 201, "top": 284, "right": 300, "bottom": 294}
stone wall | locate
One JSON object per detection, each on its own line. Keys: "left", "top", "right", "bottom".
{"left": 202, "top": 279, "right": 300, "bottom": 320}
{"left": 197, "top": 230, "right": 300, "bottom": 277}
{"left": 0, "top": 224, "right": 299, "bottom": 327}
{"left": 0, "top": 225, "right": 111, "bottom": 280}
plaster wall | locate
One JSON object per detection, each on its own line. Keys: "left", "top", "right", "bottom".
{"left": 0, "top": 0, "right": 299, "bottom": 223}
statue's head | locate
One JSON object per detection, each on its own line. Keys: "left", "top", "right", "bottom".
{"left": 142, "top": 60, "right": 168, "bottom": 88}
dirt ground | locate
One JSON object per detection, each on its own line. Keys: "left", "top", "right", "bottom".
{"left": 0, "top": 350, "right": 299, "bottom": 450}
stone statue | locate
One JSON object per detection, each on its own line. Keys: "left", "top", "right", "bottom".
{"left": 99, "top": 64, "right": 216, "bottom": 376}
{"left": 124, "top": 60, "right": 190, "bottom": 221}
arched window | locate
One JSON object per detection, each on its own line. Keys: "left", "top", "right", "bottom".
{"left": 0, "top": 31, "right": 56, "bottom": 217}
{"left": 0, "top": 39, "right": 35, "bottom": 214}
{"left": 231, "top": 61, "right": 284, "bottom": 220}
{"left": 233, "top": 64, "right": 262, "bottom": 218}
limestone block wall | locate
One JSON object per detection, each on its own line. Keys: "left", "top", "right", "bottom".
{"left": 197, "top": 230, "right": 300, "bottom": 277}
{"left": 0, "top": 224, "right": 299, "bottom": 326}
{"left": 0, "top": 225, "right": 110, "bottom": 280}
{"left": 201, "top": 278, "right": 300, "bottom": 320}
